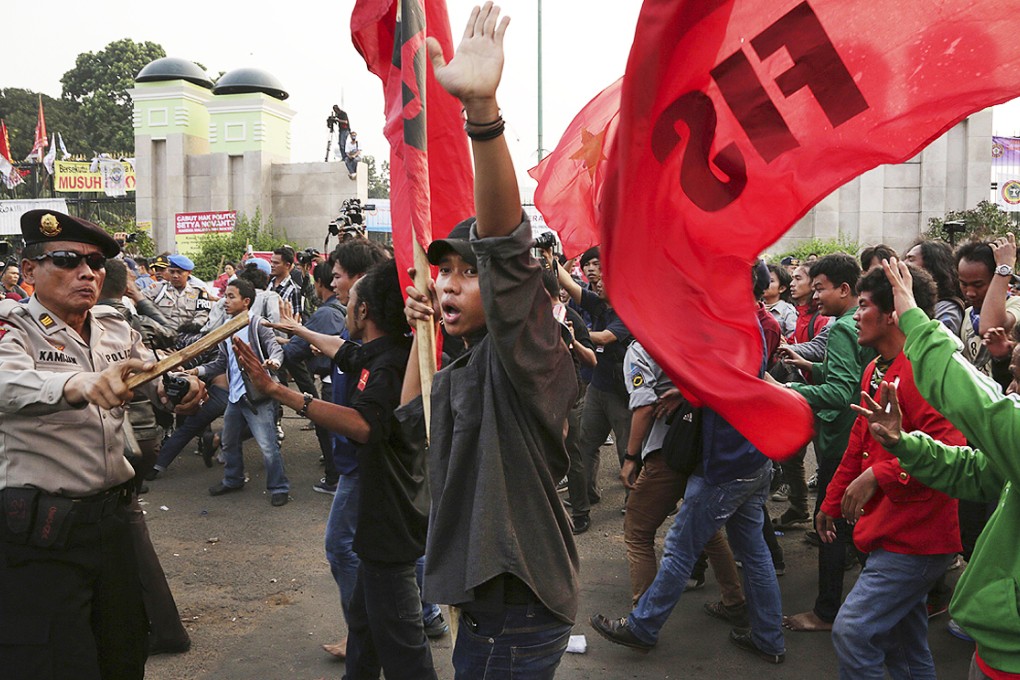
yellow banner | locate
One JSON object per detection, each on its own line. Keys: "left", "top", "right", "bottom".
{"left": 53, "top": 160, "right": 136, "bottom": 193}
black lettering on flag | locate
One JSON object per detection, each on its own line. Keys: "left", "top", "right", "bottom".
{"left": 751, "top": 1, "right": 868, "bottom": 128}
{"left": 652, "top": 91, "right": 747, "bottom": 212}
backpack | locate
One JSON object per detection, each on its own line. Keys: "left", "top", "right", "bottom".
{"left": 661, "top": 399, "right": 704, "bottom": 476}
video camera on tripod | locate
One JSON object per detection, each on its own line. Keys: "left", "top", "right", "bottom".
{"left": 324, "top": 198, "right": 376, "bottom": 252}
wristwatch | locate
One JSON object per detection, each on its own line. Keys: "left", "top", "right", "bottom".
{"left": 296, "top": 392, "right": 314, "bottom": 417}
{"left": 995, "top": 264, "right": 1013, "bottom": 277}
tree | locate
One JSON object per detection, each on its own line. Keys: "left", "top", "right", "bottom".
{"left": 769, "top": 235, "right": 860, "bottom": 263}
{"left": 365, "top": 155, "right": 390, "bottom": 199}
{"left": 923, "top": 200, "right": 1019, "bottom": 244}
{"left": 61, "top": 39, "right": 166, "bottom": 155}
{"left": 0, "top": 89, "right": 78, "bottom": 160}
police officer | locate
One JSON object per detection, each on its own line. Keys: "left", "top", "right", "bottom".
{"left": 0, "top": 209, "right": 206, "bottom": 679}
{"left": 143, "top": 253, "right": 212, "bottom": 331}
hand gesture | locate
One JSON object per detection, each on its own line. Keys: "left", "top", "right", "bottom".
{"left": 816, "top": 511, "right": 837, "bottom": 543}
{"left": 654, "top": 388, "right": 683, "bottom": 419}
{"left": 232, "top": 336, "right": 277, "bottom": 397}
{"left": 404, "top": 267, "right": 439, "bottom": 329}
{"left": 841, "top": 467, "right": 878, "bottom": 523}
{"left": 427, "top": 2, "right": 510, "bottom": 107}
{"left": 162, "top": 374, "right": 208, "bottom": 414}
{"left": 881, "top": 257, "right": 917, "bottom": 320}
{"left": 65, "top": 358, "right": 152, "bottom": 409}
{"left": 849, "top": 381, "right": 904, "bottom": 449}
{"left": 620, "top": 458, "right": 639, "bottom": 491}
{"left": 776, "top": 346, "right": 811, "bottom": 372}
{"left": 262, "top": 299, "right": 302, "bottom": 335}
{"left": 982, "top": 326, "right": 1014, "bottom": 360}
{"left": 991, "top": 233, "right": 1017, "bottom": 268}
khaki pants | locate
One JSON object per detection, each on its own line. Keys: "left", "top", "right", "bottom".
{"left": 624, "top": 450, "right": 743, "bottom": 607}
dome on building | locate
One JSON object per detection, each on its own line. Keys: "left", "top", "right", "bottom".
{"left": 212, "top": 68, "right": 289, "bottom": 100}
{"left": 136, "top": 57, "right": 214, "bottom": 89}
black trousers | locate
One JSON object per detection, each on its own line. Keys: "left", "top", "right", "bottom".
{"left": 813, "top": 449, "right": 851, "bottom": 623}
{"left": 0, "top": 506, "right": 148, "bottom": 680}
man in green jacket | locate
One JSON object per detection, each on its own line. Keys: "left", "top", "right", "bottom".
{"left": 772, "top": 253, "right": 876, "bottom": 632}
{"left": 853, "top": 257, "right": 1018, "bottom": 678}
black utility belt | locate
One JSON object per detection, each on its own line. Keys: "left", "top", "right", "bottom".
{"left": 0, "top": 483, "right": 131, "bottom": 549}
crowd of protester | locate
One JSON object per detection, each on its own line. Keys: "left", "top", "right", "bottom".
{"left": 3, "top": 4, "right": 1020, "bottom": 679}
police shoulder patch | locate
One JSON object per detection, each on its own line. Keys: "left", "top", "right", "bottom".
{"left": 632, "top": 374, "right": 644, "bottom": 388}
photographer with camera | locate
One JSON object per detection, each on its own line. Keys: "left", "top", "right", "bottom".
{"left": 326, "top": 105, "right": 351, "bottom": 163}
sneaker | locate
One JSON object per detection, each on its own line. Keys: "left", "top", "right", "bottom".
{"left": 770, "top": 483, "right": 790, "bottom": 502}
{"left": 729, "top": 628, "right": 784, "bottom": 664}
{"left": 684, "top": 576, "right": 705, "bottom": 592}
{"left": 556, "top": 476, "right": 569, "bottom": 493}
{"left": 144, "top": 467, "right": 162, "bottom": 482}
{"left": 807, "top": 473, "right": 818, "bottom": 490}
{"left": 947, "top": 618, "right": 974, "bottom": 642}
{"left": 926, "top": 599, "right": 949, "bottom": 619}
{"left": 571, "top": 514, "right": 591, "bottom": 535}
{"left": 271, "top": 492, "right": 290, "bottom": 507}
{"left": 604, "top": 434, "right": 614, "bottom": 446}
{"left": 704, "top": 600, "right": 750, "bottom": 628}
{"left": 424, "top": 613, "right": 449, "bottom": 638}
{"left": 209, "top": 482, "right": 244, "bottom": 496}
{"left": 773, "top": 509, "right": 811, "bottom": 529}
{"left": 301, "top": 420, "right": 316, "bottom": 431}
{"left": 276, "top": 425, "right": 286, "bottom": 442}
{"left": 313, "top": 478, "right": 338, "bottom": 495}
{"left": 804, "top": 530, "right": 821, "bottom": 547}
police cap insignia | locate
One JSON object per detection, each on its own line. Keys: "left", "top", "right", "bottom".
{"left": 40, "top": 214, "right": 62, "bottom": 237}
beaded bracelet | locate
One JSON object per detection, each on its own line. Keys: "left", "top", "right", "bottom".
{"left": 465, "top": 119, "right": 506, "bottom": 141}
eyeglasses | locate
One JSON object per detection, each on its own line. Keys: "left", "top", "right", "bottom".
{"left": 32, "top": 250, "right": 107, "bottom": 271}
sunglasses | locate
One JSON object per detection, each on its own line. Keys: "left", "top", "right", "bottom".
{"left": 32, "top": 250, "right": 107, "bottom": 271}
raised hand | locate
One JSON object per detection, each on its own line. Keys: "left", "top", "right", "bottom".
{"left": 991, "top": 233, "right": 1017, "bottom": 269}
{"left": 849, "top": 381, "right": 903, "bottom": 449}
{"left": 982, "top": 326, "right": 1014, "bottom": 360}
{"left": 881, "top": 257, "right": 917, "bottom": 320}
{"left": 263, "top": 299, "right": 302, "bottom": 336}
{"left": 426, "top": 2, "right": 510, "bottom": 108}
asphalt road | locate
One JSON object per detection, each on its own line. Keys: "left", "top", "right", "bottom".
{"left": 143, "top": 416, "right": 975, "bottom": 679}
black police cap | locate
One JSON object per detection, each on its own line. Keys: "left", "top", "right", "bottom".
{"left": 20, "top": 209, "right": 121, "bottom": 258}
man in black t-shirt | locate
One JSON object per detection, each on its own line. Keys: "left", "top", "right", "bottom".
{"left": 557, "top": 261, "right": 634, "bottom": 517}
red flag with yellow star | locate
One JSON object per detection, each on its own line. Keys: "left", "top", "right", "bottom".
{"left": 528, "top": 78, "right": 620, "bottom": 259}
{"left": 600, "top": 0, "right": 1020, "bottom": 459}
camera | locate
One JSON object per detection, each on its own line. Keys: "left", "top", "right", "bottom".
{"left": 328, "top": 198, "right": 368, "bottom": 240}
{"left": 532, "top": 232, "right": 558, "bottom": 251}
{"left": 296, "top": 247, "right": 318, "bottom": 266}
{"left": 162, "top": 372, "right": 191, "bottom": 407}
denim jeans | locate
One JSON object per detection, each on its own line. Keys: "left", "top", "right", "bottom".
{"left": 154, "top": 384, "right": 229, "bottom": 471}
{"left": 627, "top": 461, "right": 784, "bottom": 656}
{"left": 415, "top": 556, "right": 441, "bottom": 624}
{"left": 831, "top": 549, "right": 954, "bottom": 679}
{"left": 344, "top": 558, "right": 436, "bottom": 680}
{"left": 452, "top": 603, "right": 571, "bottom": 680}
{"left": 220, "top": 398, "right": 289, "bottom": 494}
{"left": 325, "top": 472, "right": 361, "bottom": 621}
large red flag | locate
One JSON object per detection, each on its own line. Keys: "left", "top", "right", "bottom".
{"left": 351, "top": 0, "right": 474, "bottom": 281}
{"left": 601, "top": 0, "right": 1020, "bottom": 459}
{"left": 27, "top": 95, "right": 47, "bottom": 163}
{"left": 528, "top": 79, "right": 621, "bottom": 259}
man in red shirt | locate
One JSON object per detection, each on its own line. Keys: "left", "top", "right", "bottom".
{"left": 818, "top": 265, "right": 963, "bottom": 678}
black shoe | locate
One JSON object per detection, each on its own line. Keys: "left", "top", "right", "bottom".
{"left": 271, "top": 492, "right": 289, "bottom": 507}
{"left": 572, "top": 514, "right": 590, "bottom": 535}
{"left": 729, "top": 629, "right": 784, "bottom": 664}
{"left": 804, "top": 530, "right": 821, "bottom": 547}
{"left": 144, "top": 468, "right": 161, "bottom": 482}
{"left": 149, "top": 635, "right": 191, "bottom": 656}
{"left": 209, "top": 482, "right": 243, "bottom": 496}
{"left": 589, "top": 614, "right": 654, "bottom": 652}
{"left": 200, "top": 431, "right": 215, "bottom": 468}
{"left": 704, "top": 600, "right": 750, "bottom": 628}
{"left": 773, "top": 509, "right": 811, "bottom": 529}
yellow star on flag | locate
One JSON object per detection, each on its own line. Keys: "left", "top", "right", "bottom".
{"left": 570, "top": 127, "right": 608, "bottom": 179}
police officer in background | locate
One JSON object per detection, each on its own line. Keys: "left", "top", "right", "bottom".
{"left": 0, "top": 209, "right": 205, "bottom": 679}
{"left": 143, "top": 253, "right": 212, "bottom": 331}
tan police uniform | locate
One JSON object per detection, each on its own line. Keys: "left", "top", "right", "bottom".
{"left": 143, "top": 280, "right": 211, "bottom": 331}
{"left": 0, "top": 297, "right": 158, "bottom": 496}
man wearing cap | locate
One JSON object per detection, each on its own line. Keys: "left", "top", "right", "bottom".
{"left": 0, "top": 209, "right": 205, "bottom": 679}
{"left": 143, "top": 253, "right": 212, "bottom": 331}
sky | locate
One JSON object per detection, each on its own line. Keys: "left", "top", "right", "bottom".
{"left": 5, "top": 0, "right": 643, "bottom": 194}
{"left": 8, "top": 0, "right": 1020, "bottom": 196}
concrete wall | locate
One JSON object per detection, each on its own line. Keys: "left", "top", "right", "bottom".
{"left": 771, "top": 109, "right": 993, "bottom": 255}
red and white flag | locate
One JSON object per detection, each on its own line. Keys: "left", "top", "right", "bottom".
{"left": 25, "top": 95, "right": 47, "bottom": 163}
{"left": 597, "top": 0, "right": 1020, "bottom": 458}
{"left": 351, "top": 0, "right": 474, "bottom": 285}
{"left": 528, "top": 78, "right": 621, "bottom": 259}
{"left": 0, "top": 120, "right": 23, "bottom": 189}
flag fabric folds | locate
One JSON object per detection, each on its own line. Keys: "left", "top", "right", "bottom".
{"left": 599, "top": 0, "right": 1020, "bottom": 459}
{"left": 26, "top": 95, "right": 47, "bottom": 163}
{"left": 351, "top": 0, "right": 474, "bottom": 282}
{"left": 43, "top": 134, "right": 57, "bottom": 176}
{"left": 528, "top": 78, "right": 622, "bottom": 259}
{"left": 0, "top": 120, "right": 23, "bottom": 189}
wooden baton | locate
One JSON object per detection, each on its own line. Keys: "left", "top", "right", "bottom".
{"left": 125, "top": 311, "right": 250, "bottom": 390}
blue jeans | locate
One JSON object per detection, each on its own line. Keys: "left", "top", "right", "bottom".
{"left": 453, "top": 603, "right": 571, "bottom": 680}
{"left": 344, "top": 558, "right": 436, "bottom": 680}
{"left": 154, "top": 384, "right": 229, "bottom": 471}
{"left": 832, "top": 549, "right": 954, "bottom": 679}
{"left": 416, "top": 557, "right": 441, "bottom": 624}
{"left": 325, "top": 472, "right": 361, "bottom": 621}
{"left": 628, "top": 462, "right": 784, "bottom": 656}
{"left": 220, "top": 398, "right": 289, "bottom": 493}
